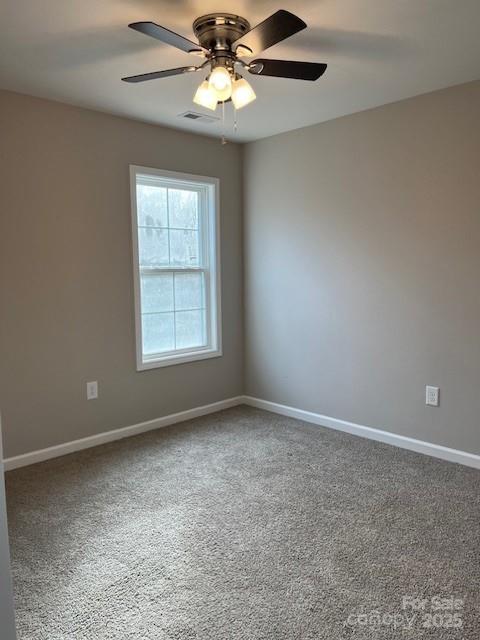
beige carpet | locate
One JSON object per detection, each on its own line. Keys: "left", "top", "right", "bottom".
{"left": 6, "top": 406, "right": 480, "bottom": 639}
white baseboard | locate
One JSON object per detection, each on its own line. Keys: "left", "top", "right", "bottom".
{"left": 3, "top": 396, "right": 244, "bottom": 471}
{"left": 5, "top": 394, "right": 480, "bottom": 472}
{"left": 243, "top": 396, "right": 480, "bottom": 470}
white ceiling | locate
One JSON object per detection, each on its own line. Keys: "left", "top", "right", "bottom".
{"left": 1, "top": 1, "right": 479, "bottom": 142}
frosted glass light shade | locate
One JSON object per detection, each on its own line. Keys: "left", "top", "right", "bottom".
{"left": 209, "top": 66, "right": 232, "bottom": 101}
{"left": 193, "top": 81, "right": 218, "bottom": 111}
{"left": 231, "top": 77, "right": 256, "bottom": 109}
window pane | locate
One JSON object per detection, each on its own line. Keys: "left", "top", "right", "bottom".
{"left": 138, "top": 228, "right": 169, "bottom": 266}
{"left": 174, "top": 273, "right": 204, "bottom": 311}
{"left": 142, "top": 312, "right": 174, "bottom": 354}
{"left": 168, "top": 189, "right": 198, "bottom": 229}
{"left": 141, "top": 274, "right": 174, "bottom": 313}
{"left": 169, "top": 229, "right": 199, "bottom": 266}
{"left": 137, "top": 185, "right": 167, "bottom": 227}
{"left": 175, "top": 310, "right": 206, "bottom": 349}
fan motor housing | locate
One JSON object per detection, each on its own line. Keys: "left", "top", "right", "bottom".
{"left": 193, "top": 14, "right": 250, "bottom": 54}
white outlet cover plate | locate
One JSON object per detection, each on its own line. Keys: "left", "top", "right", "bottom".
{"left": 426, "top": 385, "right": 439, "bottom": 407}
{"left": 87, "top": 381, "right": 98, "bottom": 400}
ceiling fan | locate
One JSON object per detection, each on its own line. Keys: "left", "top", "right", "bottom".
{"left": 122, "top": 10, "right": 327, "bottom": 111}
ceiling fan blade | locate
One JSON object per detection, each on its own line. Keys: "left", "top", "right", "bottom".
{"left": 128, "top": 22, "right": 205, "bottom": 54}
{"left": 122, "top": 66, "right": 198, "bottom": 83}
{"left": 249, "top": 59, "right": 327, "bottom": 81}
{"left": 232, "top": 10, "right": 306, "bottom": 56}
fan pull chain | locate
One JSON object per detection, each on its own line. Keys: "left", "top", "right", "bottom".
{"left": 221, "top": 100, "right": 227, "bottom": 145}
{"left": 233, "top": 104, "right": 238, "bottom": 134}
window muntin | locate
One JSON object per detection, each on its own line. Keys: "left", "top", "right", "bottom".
{"left": 131, "top": 167, "right": 221, "bottom": 369}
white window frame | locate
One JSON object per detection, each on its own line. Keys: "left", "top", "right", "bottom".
{"left": 130, "top": 165, "right": 222, "bottom": 370}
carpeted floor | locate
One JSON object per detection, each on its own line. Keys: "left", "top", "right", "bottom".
{"left": 6, "top": 405, "right": 480, "bottom": 639}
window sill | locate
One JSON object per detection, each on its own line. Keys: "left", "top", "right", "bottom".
{"left": 137, "top": 347, "right": 222, "bottom": 371}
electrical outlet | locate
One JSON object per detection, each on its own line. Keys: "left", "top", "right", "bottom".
{"left": 426, "top": 385, "right": 439, "bottom": 407}
{"left": 86, "top": 381, "right": 98, "bottom": 400}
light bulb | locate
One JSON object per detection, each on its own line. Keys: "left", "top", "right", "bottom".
{"left": 208, "top": 66, "right": 232, "bottom": 101}
{"left": 193, "top": 80, "right": 218, "bottom": 111}
{"left": 231, "top": 76, "right": 256, "bottom": 109}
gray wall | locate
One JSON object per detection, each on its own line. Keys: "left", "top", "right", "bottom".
{"left": 0, "top": 91, "right": 243, "bottom": 458}
{"left": 2, "top": 81, "right": 480, "bottom": 460}
{"left": 244, "top": 80, "right": 480, "bottom": 455}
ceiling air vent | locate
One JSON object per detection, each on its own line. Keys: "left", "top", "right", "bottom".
{"left": 178, "top": 111, "right": 220, "bottom": 124}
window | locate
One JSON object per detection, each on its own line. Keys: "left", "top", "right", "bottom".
{"left": 130, "top": 166, "right": 221, "bottom": 369}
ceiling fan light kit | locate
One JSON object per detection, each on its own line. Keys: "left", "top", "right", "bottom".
{"left": 193, "top": 80, "right": 218, "bottom": 111}
{"left": 122, "top": 10, "right": 327, "bottom": 131}
{"left": 208, "top": 65, "right": 233, "bottom": 102}
{"left": 231, "top": 76, "right": 257, "bottom": 110}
